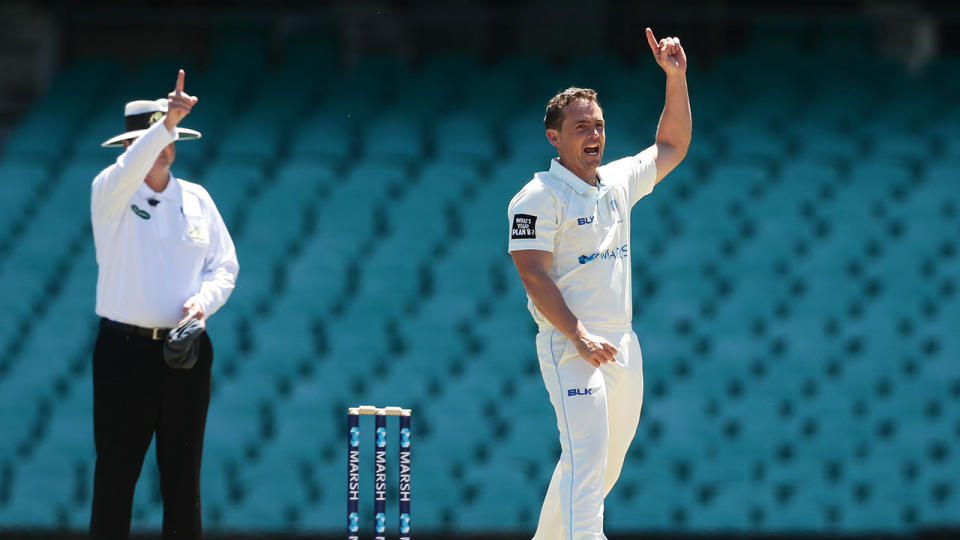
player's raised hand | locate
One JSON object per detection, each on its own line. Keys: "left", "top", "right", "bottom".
{"left": 164, "top": 69, "right": 199, "bottom": 131}
{"left": 646, "top": 28, "right": 686, "bottom": 75}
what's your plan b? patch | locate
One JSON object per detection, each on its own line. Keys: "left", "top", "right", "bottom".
{"left": 511, "top": 213, "right": 537, "bottom": 239}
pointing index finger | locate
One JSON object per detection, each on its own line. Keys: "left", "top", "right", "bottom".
{"left": 645, "top": 27, "right": 659, "bottom": 54}
{"left": 175, "top": 69, "right": 185, "bottom": 94}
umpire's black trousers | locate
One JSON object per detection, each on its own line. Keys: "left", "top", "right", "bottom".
{"left": 90, "top": 320, "right": 213, "bottom": 540}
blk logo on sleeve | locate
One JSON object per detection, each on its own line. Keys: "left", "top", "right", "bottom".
{"left": 511, "top": 214, "right": 537, "bottom": 239}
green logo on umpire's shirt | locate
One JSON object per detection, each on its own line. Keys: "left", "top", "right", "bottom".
{"left": 131, "top": 204, "right": 150, "bottom": 220}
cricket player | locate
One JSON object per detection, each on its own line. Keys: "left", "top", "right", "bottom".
{"left": 507, "top": 28, "right": 691, "bottom": 539}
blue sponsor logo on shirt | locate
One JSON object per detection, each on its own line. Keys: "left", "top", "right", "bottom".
{"left": 578, "top": 243, "right": 629, "bottom": 264}
{"left": 577, "top": 216, "right": 595, "bottom": 226}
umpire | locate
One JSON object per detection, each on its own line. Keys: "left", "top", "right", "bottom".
{"left": 89, "top": 69, "right": 238, "bottom": 539}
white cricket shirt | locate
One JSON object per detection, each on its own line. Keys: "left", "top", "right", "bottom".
{"left": 91, "top": 120, "right": 239, "bottom": 328}
{"left": 507, "top": 155, "right": 656, "bottom": 330}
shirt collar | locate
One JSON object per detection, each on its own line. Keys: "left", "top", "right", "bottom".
{"left": 138, "top": 172, "right": 181, "bottom": 202}
{"left": 549, "top": 158, "right": 601, "bottom": 195}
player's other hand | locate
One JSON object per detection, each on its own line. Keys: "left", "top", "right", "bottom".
{"left": 573, "top": 329, "right": 619, "bottom": 368}
{"left": 164, "top": 69, "right": 199, "bottom": 131}
{"left": 646, "top": 28, "right": 687, "bottom": 75}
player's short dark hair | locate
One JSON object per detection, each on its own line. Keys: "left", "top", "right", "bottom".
{"left": 544, "top": 87, "right": 600, "bottom": 130}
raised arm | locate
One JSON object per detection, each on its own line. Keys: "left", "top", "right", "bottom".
{"left": 511, "top": 249, "right": 618, "bottom": 367}
{"left": 90, "top": 122, "right": 175, "bottom": 222}
{"left": 91, "top": 69, "right": 199, "bottom": 222}
{"left": 643, "top": 27, "right": 691, "bottom": 183}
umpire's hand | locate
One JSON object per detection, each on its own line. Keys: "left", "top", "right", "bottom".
{"left": 163, "top": 69, "right": 199, "bottom": 131}
{"left": 179, "top": 298, "right": 205, "bottom": 326}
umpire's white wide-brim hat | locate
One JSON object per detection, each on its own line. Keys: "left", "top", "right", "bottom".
{"left": 101, "top": 98, "right": 202, "bottom": 147}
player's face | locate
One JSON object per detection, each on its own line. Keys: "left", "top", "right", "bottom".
{"left": 547, "top": 99, "right": 605, "bottom": 181}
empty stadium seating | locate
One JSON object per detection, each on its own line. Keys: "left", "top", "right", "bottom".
{"left": 0, "top": 16, "right": 957, "bottom": 538}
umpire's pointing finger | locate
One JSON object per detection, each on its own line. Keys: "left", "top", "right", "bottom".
{"left": 645, "top": 28, "right": 659, "bottom": 54}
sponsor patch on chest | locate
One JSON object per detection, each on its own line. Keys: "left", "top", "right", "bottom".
{"left": 130, "top": 204, "right": 150, "bottom": 220}
{"left": 511, "top": 213, "right": 537, "bottom": 239}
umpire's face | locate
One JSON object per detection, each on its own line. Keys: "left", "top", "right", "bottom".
{"left": 547, "top": 98, "right": 605, "bottom": 181}
{"left": 122, "top": 140, "right": 176, "bottom": 176}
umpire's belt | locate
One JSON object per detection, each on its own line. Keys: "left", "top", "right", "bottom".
{"left": 100, "top": 318, "right": 171, "bottom": 341}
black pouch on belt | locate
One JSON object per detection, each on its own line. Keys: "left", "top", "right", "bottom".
{"left": 163, "top": 318, "right": 206, "bottom": 369}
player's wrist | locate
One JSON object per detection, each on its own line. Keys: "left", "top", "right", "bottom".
{"left": 665, "top": 71, "right": 687, "bottom": 82}
{"left": 571, "top": 321, "right": 591, "bottom": 342}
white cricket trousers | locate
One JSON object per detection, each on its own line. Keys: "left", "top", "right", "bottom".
{"left": 532, "top": 326, "right": 645, "bottom": 540}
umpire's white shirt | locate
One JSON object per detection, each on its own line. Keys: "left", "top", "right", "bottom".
{"left": 507, "top": 154, "right": 657, "bottom": 330}
{"left": 91, "top": 120, "right": 238, "bottom": 329}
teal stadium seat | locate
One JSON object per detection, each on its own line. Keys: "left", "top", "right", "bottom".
{"left": 501, "top": 115, "right": 556, "bottom": 164}
{"left": 206, "top": 374, "right": 275, "bottom": 466}
{"left": 0, "top": 160, "right": 49, "bottom": 245}
{"left": 230, "top": 158, "right": 334, "bottom": 314}
{"left": 224, "top": 459, "right": 303, "bottom": 530}
{"left": 217, "top": 112, "right": 283, "bottom": 168}
{"left": 0, "top": 159, "right": 94, "bottom": 326}
{"left": 433, "top": 111, "right": 496, "bottom": 163}
{"left": 290, "top": 110, "right": 358, "bottom": 164}
{"left": 716, "top": 120, "right": 789, "bottom": 164}
{"left": 3, "top": 102, "right": 80, "bottom": 164}
{"left": 196, "top": 160, "right": 263, "bottom": 229}
{"left": 0, "top": 456, "right": 75, "bottom": 528}
{"left": 487, "top": 54, "right": 558, "bottom": 107}
{"left": 362, "top": 110, "right": 427, "bottom": 165}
